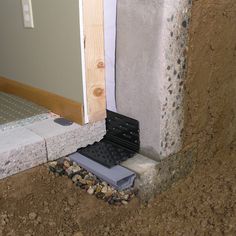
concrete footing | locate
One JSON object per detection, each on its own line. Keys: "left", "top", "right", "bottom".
{"left": 0, "top": 118, "right": 106, "bottom": 180}
{"left": 122, "top": 145, "right": 197, "bottom": 201}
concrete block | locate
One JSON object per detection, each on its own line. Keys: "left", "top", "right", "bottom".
{"left": 26, "top": 119, "right": 106, "bottom": 161}
{"left": 0, "top": 128, "right": 47, "bottom": 179}
{"left": 122, "top": 154, "right": 159, "bottom": 177}
{"left": 122, "top": 154, "right": 160, "bottom": 200}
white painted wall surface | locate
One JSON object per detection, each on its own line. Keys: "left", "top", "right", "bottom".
{"left": 104, "top": 0, "right": 117, "bottom": 112}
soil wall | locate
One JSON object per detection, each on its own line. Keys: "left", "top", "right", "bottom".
{"left": 184, "top": 0, "right": 236, "bottom": 160}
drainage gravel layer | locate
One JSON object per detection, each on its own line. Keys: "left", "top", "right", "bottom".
{"left": 48, "top": 157, "right": 137, "bottom": 206}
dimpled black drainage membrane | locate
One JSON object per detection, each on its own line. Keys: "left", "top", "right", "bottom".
{"left": 77, "top": 110, "right": 140, "bottom": 168}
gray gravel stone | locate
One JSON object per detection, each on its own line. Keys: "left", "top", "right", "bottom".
{"left": 48, "top": 158, "right": 138, "bottom": 205}
{"left": 28, "top": 212, "right": 37, "bottom": 220}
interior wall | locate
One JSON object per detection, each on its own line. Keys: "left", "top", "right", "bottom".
{"left": 0, "top": 0, "right": 83, "bottom": 103}
{"left": 116, "top": 0, "right": 192, "bottom": 160}
{"left": 184, "top": 0, "right": 236, "bottom": 159}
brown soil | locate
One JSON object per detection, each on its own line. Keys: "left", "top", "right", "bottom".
{"left": 0, "top": 146, "right": 235, "bottom": 236}
{"left": 184, "top": 0, "right": 236, "bottom": 157}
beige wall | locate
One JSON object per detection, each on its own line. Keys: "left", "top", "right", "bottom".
{"left": 0, "top": 0, "right": 84, "bottom": 103}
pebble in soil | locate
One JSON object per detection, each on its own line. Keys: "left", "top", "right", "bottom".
{"left": 48, "top": 157, "right": 138, "bottom": 206}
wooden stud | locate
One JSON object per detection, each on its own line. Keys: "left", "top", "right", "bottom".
{"left": 82, "top": 0, "right": 107, "bottom": 122}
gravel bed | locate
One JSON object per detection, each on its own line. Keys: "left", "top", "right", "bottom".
{"left": 48, "top": 157, "right": 138, "bottom": 206}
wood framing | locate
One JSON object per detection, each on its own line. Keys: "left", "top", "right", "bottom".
{"left": 0, "top": 77, "right": 84, "bottom": 124}
{"left": 82, "top": 0, "right": 106, "bottom": 123}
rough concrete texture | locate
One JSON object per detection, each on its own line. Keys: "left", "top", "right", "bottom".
{"left": 122, "top": 154, "right": 159, "bottom": 178}
{"left": 26, "top": 118, "right": 106, "bottom": 161}
{"left": 122, "top": 154, "right": 160, "bottom": 200}
{"left": 0, "top": 113, "right": 51, "bottom": 132}
{"left": 116, "top": 0, "right": 192, "bottom": 160}
{"left": 150, "top": 145, "right": 197, "bottom": 200}
{"left": 0, "top": 128, "right": 47, "bottom": 179}
{"left": 160, "top": 0, "right": 192, "bottom": 157}
{"left": 122, "top": 147, "right": 196, "bottom": 201}
{"left": 0, "top": 92, "right": 51, "bottom": 132}
{"left": 0, "top": 118, "right": 106, "bottom": 179}
{"left": 183, "top": 0, "right": 236, "bottom": 161}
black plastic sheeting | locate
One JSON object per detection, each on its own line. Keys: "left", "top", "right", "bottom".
{"left": 77, "top": 110, "right": 140, "bottom": 168}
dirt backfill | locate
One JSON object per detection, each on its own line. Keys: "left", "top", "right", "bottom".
{"left": 184, "top": 0, "right": 236, "bottom": 160}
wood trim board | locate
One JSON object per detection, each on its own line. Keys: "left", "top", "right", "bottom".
{"left": 0, "top": 76, "right": 84, "bottom": 124}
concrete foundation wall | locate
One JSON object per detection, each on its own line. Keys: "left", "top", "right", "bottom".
{"left": 116, "top": 0, "right": 192, "bottom": 160}
{"left": 184, "top": 0, "right": 236, "bottom": 160}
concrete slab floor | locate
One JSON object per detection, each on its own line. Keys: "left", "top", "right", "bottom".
{"left": 0, "top": 117, "right": 106, "bottom": 180}
{"left": 0, "top": 93, "right": 106, "bottom": 180}
{"left": 0, "top": 116, "right": 106, "bottom": 180}
{"left": 0, "top": 92, "right": 49, "bottom": 130}
{"left": 0, "top": 127, "right": 47, "bottom": 179}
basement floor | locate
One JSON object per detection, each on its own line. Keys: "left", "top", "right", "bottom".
{"left": 0, "top": 92, "right": 49, "bottom": 131}
{"left": 0, "top": 144, "right": 235, "bottom": 235}
{"left": 0, "top": 92, "right": 106, "bottom": 180}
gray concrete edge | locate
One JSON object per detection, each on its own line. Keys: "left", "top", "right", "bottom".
{"left": 121, "top": 144, "right": 197, "bottom": 201}
{"left": 0, "top": 119, "right": 106, "bottom": 180}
